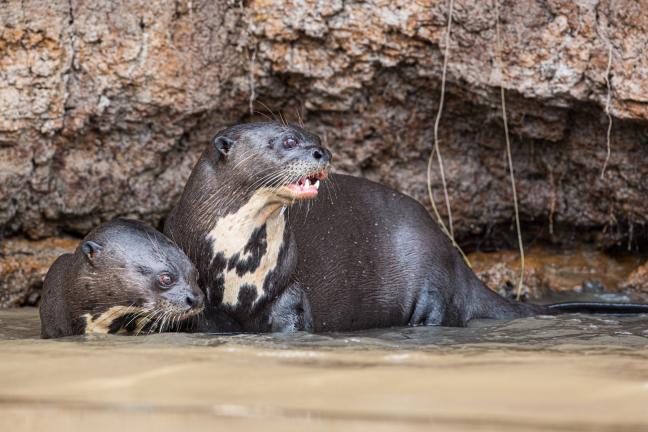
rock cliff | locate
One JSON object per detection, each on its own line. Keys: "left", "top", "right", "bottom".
{"left": 1, "top": 0, "right": 647, "bottom": 305}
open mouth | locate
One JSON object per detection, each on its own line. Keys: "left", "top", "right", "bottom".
{"left": 279, "top": 170, "right": 328, "bottom": 200}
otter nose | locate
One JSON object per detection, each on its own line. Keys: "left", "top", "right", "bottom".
{"left": 185, "top": 291, "right": 204, "bottom": 309}
{"left": 311, "top": 147, "right": 331, "bottom": 163}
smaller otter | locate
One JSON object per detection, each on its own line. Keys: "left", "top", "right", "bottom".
{"left": 39, "top": 219, "right": 205, "bottom": 338}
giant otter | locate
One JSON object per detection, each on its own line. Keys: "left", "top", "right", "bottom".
{"left": 40, "top": 219, "right": 205, "bottom": 338}
{"left": 164, "top": 122, "right": 648, "bottom": 332}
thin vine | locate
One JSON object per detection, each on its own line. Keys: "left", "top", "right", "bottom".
{"left": 426, "top": 0, "right": 472, "bottom": 268}
{"left": 600, "top": 42, "right": 613, "bottom": 179}
{"left": 494, "top": 0, "right": 525, "bottom": 300}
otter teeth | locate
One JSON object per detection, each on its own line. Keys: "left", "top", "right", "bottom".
{"left": 288, "top": 175, "right": 320, "bottom": 195}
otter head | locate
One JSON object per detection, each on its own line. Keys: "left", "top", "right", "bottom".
{"left": 79, "top": 219, "right": 205, "bottom": 334}
{"left": 207, "top": 122, "right": 332, "bottom": 204}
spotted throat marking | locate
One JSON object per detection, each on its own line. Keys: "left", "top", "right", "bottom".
{"left": 82, "top": 306, "right": 149, "bottom": 335}
{"left": 207, "top": 189, "right": 287, "bottom": 307}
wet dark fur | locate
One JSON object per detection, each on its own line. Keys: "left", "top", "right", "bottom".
{"left": 288, "top": 174, "right": 546, "bottom": 330}
{"left": 165, "top": 123, "right": 317, "bottom": 332}
{"left": 165, "top": 122, "right": 648, "bottom": 333}
{"left": 164, "top": 122, "right": 543, "bottom": 332}
{"left": 39, "top": 219, "right": 204, "bottom": 338}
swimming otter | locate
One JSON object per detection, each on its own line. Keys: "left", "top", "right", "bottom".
{"left": 39, "top": 219, "right": 205, "bottom": 338}
{"left": 164, "top": 122, "right": 648, "bottom": 332}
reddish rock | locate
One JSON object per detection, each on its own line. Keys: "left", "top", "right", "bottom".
{"left": 621, "top": 262, "right": 648, "bottom": 302}
{"left": 0, "top": 237, "right": 77, "bottom": 308}
{"left": 469, "top": 246, "right": 643, "bottom": 301}
{"left": 472, "top": 260, "right": 547, "bottom": 302}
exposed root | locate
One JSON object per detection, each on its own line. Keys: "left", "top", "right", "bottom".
{"left": 188, "top": 0, "right": 195, "bottom": 112}
{"left": 495, "top": 0, "right": 525, "bottom": 300}
{"left": 426, "top": 0, "right": 472, "bottom": 268}
{"left": 248, "top": 45, "right": 257, "bottom": 115}
{"left": 600, "top": 42, "right": 613, "bottom": 179}
{"left": 427, "top": 149, "right": 473, "bottom": 268}
{"left": 428, "top": 0, "right": 455, "bottom": 239}
{"left": 548, "top": 170, "right": 556, "bottom": 237}
{"left": 239, "top": 0, "right": 256, "bottom": 115}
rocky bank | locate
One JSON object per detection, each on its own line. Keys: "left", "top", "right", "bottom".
{"left": 1, "top": 0, "right": 647, "bottom": 305}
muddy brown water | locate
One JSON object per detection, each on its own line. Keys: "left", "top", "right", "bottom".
{"left": 2, "top": 306, "right": 648, "bottom": 431}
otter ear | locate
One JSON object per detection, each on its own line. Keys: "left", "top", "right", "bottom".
{"left": 81, "top": 241, "right": 103, "bottom": 263}
{"left": 213, "top": 136, "right": 235, "bottom": 160}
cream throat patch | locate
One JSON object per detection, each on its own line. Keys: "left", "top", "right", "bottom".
{"left": 206, "top": 189, "right": 288, "bottom": 307}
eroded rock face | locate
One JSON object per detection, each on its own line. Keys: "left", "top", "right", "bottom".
{"left": 0, "top": 237, "right": 77, "bottom": 308}
{"left": 1, "top": 0, "right": 647, "bottom": 251}
{"left": 0, "top": 0, "right": 248, "bottom": 238}
{"left": 247, "top": 0, "right": 648, "bottom": 248}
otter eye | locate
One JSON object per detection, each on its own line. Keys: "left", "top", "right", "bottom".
{"left": 283, "top": 137, "right": 298, "bottom": 149}
{"left": 158, "top": 273, "right": 175, "bottom": 289}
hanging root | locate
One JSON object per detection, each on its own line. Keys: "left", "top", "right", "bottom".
{"left": 188, "top": 0, "right": 196, "bottom": 112}
{"left": 248, "top": 45, "right": 257, "bottom": 115}
{"left": 427, "top": 150, "right": 473, "bottom": 267}
{"left": 495, "top": 0, "right": 525, "bottom": 300}
{"left": 548, "top": 170, "right": 556, "bottom": 237}
{"left": 426, "top": 0, "right": 472, "bottom": 268}
{"left": 429, "top": 0, "right": 455, "bottom": 239}
{"left": 239, "top": 0, "right": 257, "bottom": 115}
{"left": 600, "top": 42, "right": 613, "bottom": 179}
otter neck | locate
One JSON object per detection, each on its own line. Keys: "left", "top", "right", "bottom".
{"left": 207, "top": 187, "right": 288, "bottom": 237}
{"left": 195, "top": 162, "right": 290, "bottom": 227}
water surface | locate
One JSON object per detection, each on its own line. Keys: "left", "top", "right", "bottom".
{"left": 3, "top": 307, "right": 648, "bottom": 351}
{"left": 2, "top": 308, "right": 648, "bottom": 431}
